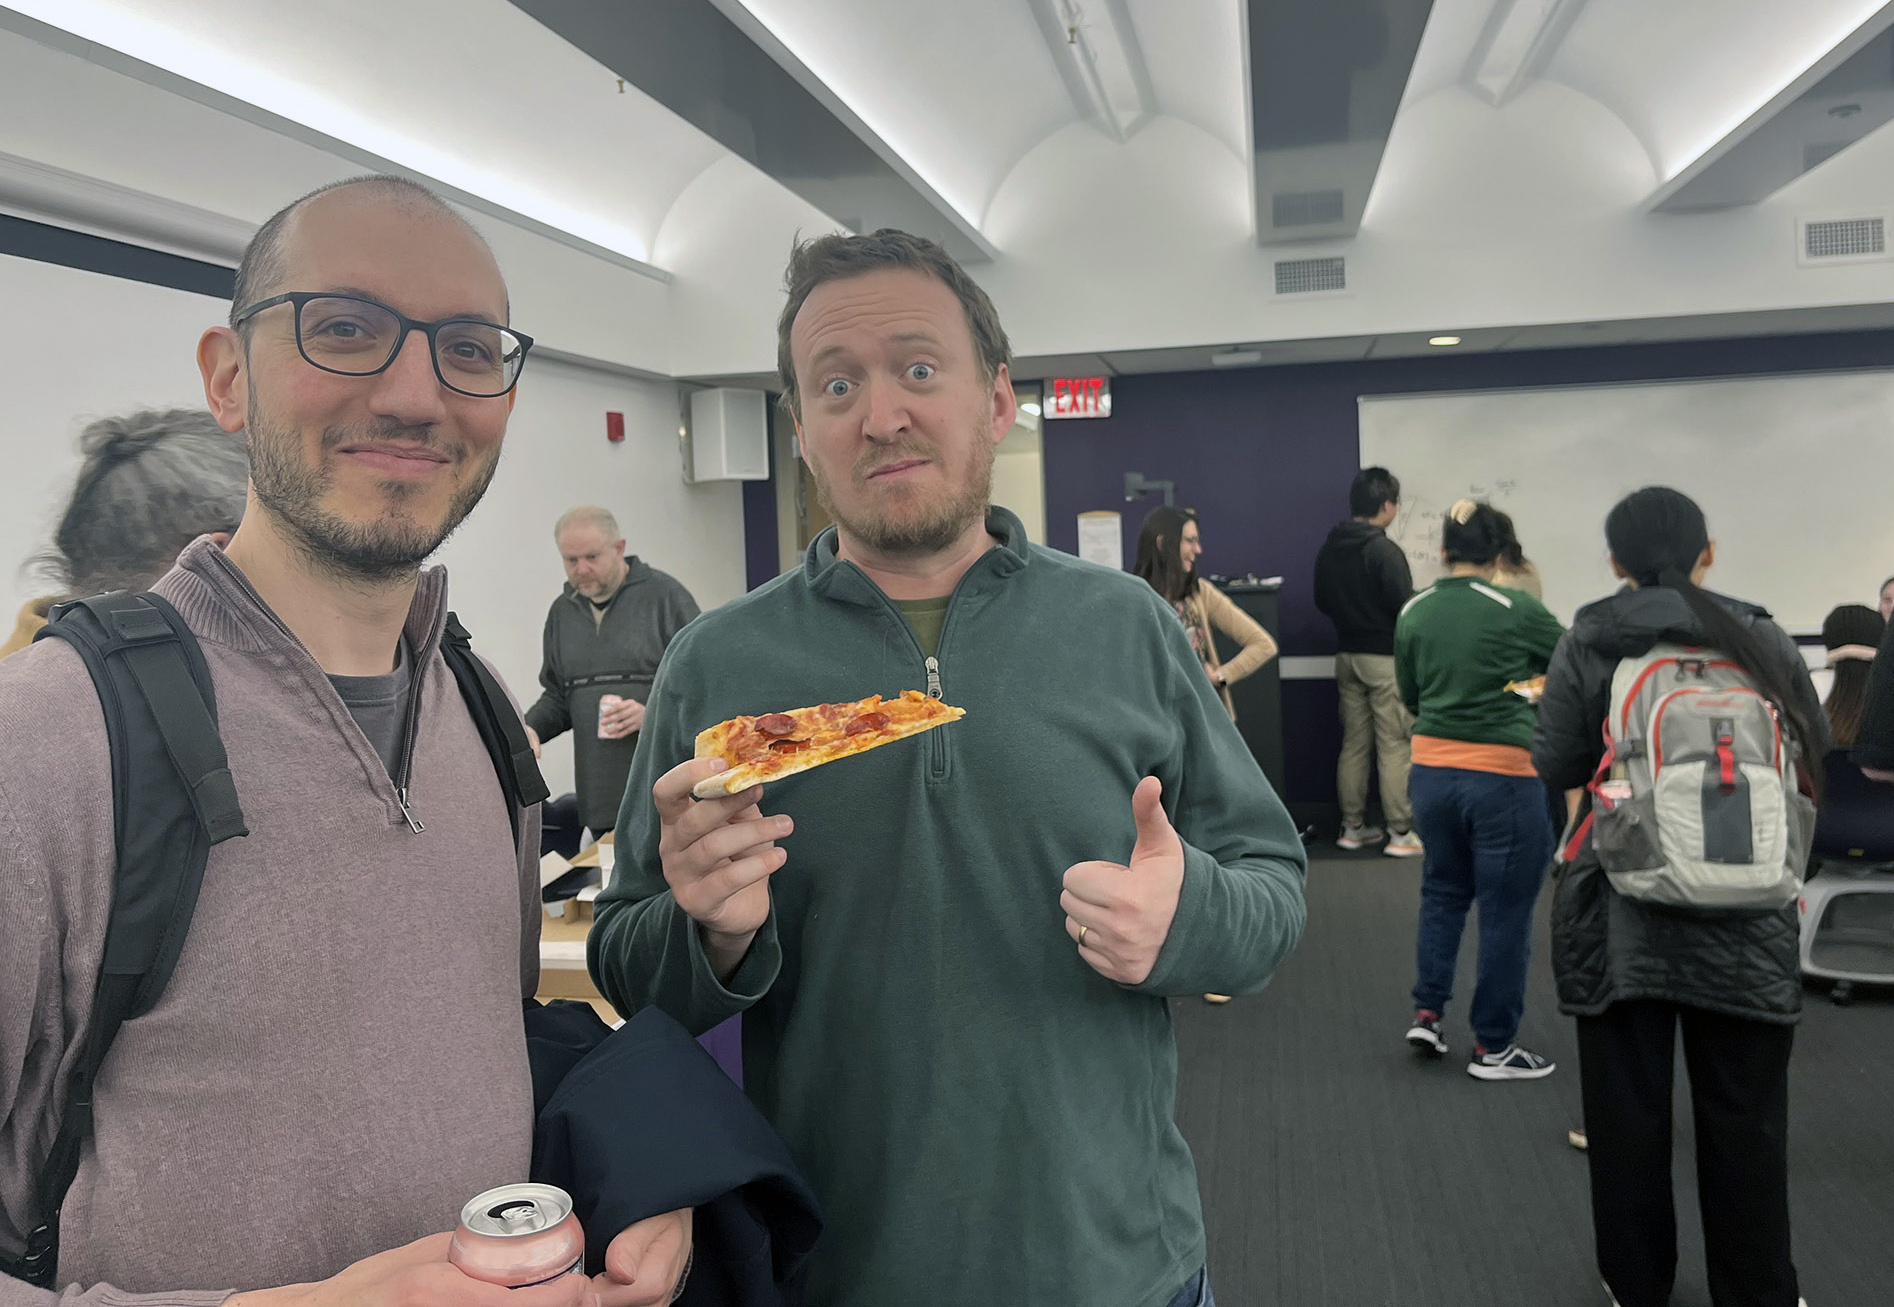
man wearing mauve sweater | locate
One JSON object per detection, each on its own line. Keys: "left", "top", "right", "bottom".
{"left": 0, "top": 179, "right": 688, "bottom": 1306}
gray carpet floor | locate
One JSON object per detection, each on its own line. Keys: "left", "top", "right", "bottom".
{"left": 1172, "top": 852, "right": 1894, "bottom": 1307}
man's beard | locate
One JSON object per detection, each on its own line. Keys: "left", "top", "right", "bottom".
{"left": 810, "top": 436, "right": 994, "bottom": 558}
{"left": 246, "top": 400, "right": 499, "bottom": 585}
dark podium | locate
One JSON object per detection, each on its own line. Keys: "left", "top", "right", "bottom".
{"left": 1207, "top": 578, "right": 1284, "bottom": 797}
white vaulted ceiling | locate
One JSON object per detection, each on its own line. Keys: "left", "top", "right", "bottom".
{"left": 3, "top": 0, "right": 1894, "bottom": 378}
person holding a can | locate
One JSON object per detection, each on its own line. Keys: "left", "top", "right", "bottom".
{"left": 524, "top": 507, "right": 699, "bottom": 838}
{"left": 0, "top": 178, "right": 692, "bottom": 1306}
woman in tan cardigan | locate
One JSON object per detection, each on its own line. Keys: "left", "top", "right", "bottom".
{"left": 1134, "top": 506, "right": 1279, "bottom": 1004}
{"left": 1133, "top": 506, "right": 1279, "bottom": 720}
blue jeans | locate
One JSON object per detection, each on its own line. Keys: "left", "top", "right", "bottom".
{"left": 1408, "top": 764, "right": 1554, "bottom": 1051}
{"left": 1164, "top": 1268, "right": 1214, "bottom": 1307}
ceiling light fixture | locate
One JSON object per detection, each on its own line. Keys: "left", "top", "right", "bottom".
{"left": 1020, "top": 401, "right": 1042, "bottom": 416}
{"left": 1210, "top": 348, "right": 1265, "bottom": 367}
{"left": 1428, "top": 336, "right": 1462, "bottom": 346}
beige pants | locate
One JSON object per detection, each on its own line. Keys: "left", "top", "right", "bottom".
{"left": 1335, "top": 652, "right": 1413, "bottom": 832}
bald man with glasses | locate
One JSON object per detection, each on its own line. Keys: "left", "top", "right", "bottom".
{"left": 0, "top": 177, "right": 694, "bottom": 1307}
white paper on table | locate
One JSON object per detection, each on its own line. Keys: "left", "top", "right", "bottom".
{"left": 1077, "top": 511, "right": 1124, "bottom": 570}
{"left": 538, "top": 850, "right": 572, "bottom": 889}
{"left": 596, "top": 841, "right": 615, "bottom": 888}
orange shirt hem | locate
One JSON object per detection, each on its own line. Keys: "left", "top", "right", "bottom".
{"left": 1411, "top": 735, "right": 1538, "bottom": 778}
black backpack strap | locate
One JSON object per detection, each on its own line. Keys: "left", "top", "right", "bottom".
{"left": 440, "top": 612, "right": 550, "bottom": 849}
{"left": 10, "top": 593, "right": 246, "bottom": 1288}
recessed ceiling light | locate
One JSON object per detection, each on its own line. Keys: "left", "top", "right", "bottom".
{"left": 1429, "top": 336, "right": 1462, "bottom": 346}
{"left": 1211, "top": 348, "right": 1265, "bottom": 367}
{"left": 1020, "top": 401, "right": 1041, "bottom": 416}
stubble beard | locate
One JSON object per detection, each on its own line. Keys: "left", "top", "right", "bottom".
{"left": 811, "top": 434, "right": 994, "bottom": 559}
{"left": 245, "top": 398, "right": 499, "bottom": 586}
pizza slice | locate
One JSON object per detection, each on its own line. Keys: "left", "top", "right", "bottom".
{"left": 690, "top": 690, "right": 966, "bottom": 799}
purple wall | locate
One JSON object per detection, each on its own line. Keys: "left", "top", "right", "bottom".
{"left": 738, "top": 329, "right": 1894, "bottom": 808}
{"left": 1037, "top": 329, "right": 1894, "bottom": 808}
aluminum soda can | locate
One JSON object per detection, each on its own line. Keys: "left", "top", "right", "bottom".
{"left": 598, "top": 694, "right": 622, "bottom": 739}
{"left": 448, "top": 1183, "right": 585, "bottom": 1288}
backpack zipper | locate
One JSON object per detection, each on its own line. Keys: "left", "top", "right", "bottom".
{"left": 1648, "top": 685, "right": 1780, "bottom": 778}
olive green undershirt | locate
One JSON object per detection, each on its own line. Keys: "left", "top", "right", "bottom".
{"left": 893, "top": 595, "right": 951, "bottom": 658}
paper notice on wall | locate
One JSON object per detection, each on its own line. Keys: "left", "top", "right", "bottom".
{"left": 1077, "top": 511, "right": 1124, "bottom": 571}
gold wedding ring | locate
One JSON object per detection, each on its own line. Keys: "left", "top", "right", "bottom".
{"left": 1078, "top": 925, "right": 1089, "bottom": 947}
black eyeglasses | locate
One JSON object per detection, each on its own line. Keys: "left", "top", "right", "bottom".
{"left": 231, "top": 292, "right": 533, "bottom": 398}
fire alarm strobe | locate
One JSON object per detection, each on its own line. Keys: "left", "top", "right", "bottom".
{"left": 605, "top": 411, "right": 625, "bottom": 443}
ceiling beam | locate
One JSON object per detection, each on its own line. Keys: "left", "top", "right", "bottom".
{"left": 510, "top": 0, "right": 995, "bottom": 263}
{"left": 1651, "top": 2, "right": 1894, "bottom": 213}
{"left": 1245, "top": 0, "right": 1437, "bottom": 244}
{"left": 1459, "top": 0, "right": 1589, "bottom": 110}
{"left": 1026, "top": 0, "right": 1158, "bottom": 144}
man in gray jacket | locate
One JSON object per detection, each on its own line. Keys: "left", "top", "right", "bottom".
{"left": 525, "top": 507, "right": 698, "bottom": 835}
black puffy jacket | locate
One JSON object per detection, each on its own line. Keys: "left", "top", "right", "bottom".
{"left": 1531, "top": 586, "right": 1829, "bottom": 1023}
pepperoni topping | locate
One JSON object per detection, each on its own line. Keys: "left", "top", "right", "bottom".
{"left": 769, "top": 738, "right": 813, "bottom": 753}
{"left": 755, "top": 713, "right": 798, "bottom": 738}
{"left": 845, "top": 712, "right": 891, "bottom": 736}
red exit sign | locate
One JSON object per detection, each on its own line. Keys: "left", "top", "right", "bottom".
{"left": 1044, "top": 376, "right": 1112, "bottom": 420}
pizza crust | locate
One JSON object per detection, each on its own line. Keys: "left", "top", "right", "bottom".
{"left": 690, "top": 690, "right": 964, "bottom": 798}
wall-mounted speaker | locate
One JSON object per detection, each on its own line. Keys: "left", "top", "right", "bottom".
{"left": 686, "top": 388, "right": 769, "bottom": 482}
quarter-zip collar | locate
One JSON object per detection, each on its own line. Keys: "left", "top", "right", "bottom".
{"left": 159, "top": 535, "right": 451, "bottom": 666}
{"left": 804, "top": 506, "right": 1031, "bottom": 609}
{"left": 154, "top": 535, "right": 452, "bottom": 830}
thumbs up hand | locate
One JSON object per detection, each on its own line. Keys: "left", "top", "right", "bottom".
{"left": 1061, "top": 776, "right": 1186, "bottom": 984}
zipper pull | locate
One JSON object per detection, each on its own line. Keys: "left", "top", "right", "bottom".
{"left": 397, "top": 788, "right": 426, "bottom": 834}
{"left": 924, "top": 656, "right": 942, "bottom": 699}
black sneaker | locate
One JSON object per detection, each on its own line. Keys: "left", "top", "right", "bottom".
{"left": 1467, "top": 1043, "right": 1555, "bottom": 1081}
{"left": 1405, "top": 1010, "right": 1446, "bottom": 1057}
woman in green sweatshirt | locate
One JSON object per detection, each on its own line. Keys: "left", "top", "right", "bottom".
{"left": 1395, "top": 500, "right": 1565, "bottom": 1081}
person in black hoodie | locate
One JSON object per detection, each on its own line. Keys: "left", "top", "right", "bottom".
{"left": 1532, "top": 487, "right": 1825, "bottom": 1307}
{"left": 1314, "top": 466, "right": 1420, "bottom": 855}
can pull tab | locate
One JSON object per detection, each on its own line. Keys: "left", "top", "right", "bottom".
{"left": 491, "top": 1201, "right": 547, "bottom": 1234}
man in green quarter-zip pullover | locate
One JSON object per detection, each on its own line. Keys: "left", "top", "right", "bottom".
{"left": 590, "top": 230, "right": 1308, "bottom": 1307}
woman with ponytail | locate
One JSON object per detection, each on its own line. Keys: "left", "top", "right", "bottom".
{"left": 1532, "top": 486, "right": 1824, "bottom": 1307}
{"left": 1394, "top": 500, "right": 1565, "bottom": 1079}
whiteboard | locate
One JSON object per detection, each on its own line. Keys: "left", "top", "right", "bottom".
{"left": 1358, "top": 370, "right": 1894, "bottom": 633}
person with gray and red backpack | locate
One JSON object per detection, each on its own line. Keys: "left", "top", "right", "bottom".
{"left": 1533, "top": 486, "right": 1825, "bottom": 1307}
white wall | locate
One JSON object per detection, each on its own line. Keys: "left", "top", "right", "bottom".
{"left": 434, "top": 356, "right": 747, "bottom": 797}
{"left": 0, "top": 254, "right": 222, "bottom": 619}
{"left": 0, "top": 254, "right": 749, "bottom": 799}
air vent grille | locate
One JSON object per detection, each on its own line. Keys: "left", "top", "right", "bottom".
{"left": 1803, "top": 140, "right": 1850, "bottom": 173}
{"left": 1806, "top": 217, "right": 1883, "bottom": 259}
{"left": 1272, "top": 189, "right": 1345, "bottom": 228}
{"left": 1274, "top": 255, "right": 1346, "bottom": 294}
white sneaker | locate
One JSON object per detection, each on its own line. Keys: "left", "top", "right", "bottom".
{"left": 1468, "top": 1042, "right": 1556, "bottom": 1081}
{"left": 1337, "top": 823, "right": 1384, "bottom": 850}
{"left": 1384, "top": 830, "right": 1424, "bottom": 858}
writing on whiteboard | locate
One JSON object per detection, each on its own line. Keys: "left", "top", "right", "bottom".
{"left": 1390, "top": 479, "right": 1523, "bottom": 587}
